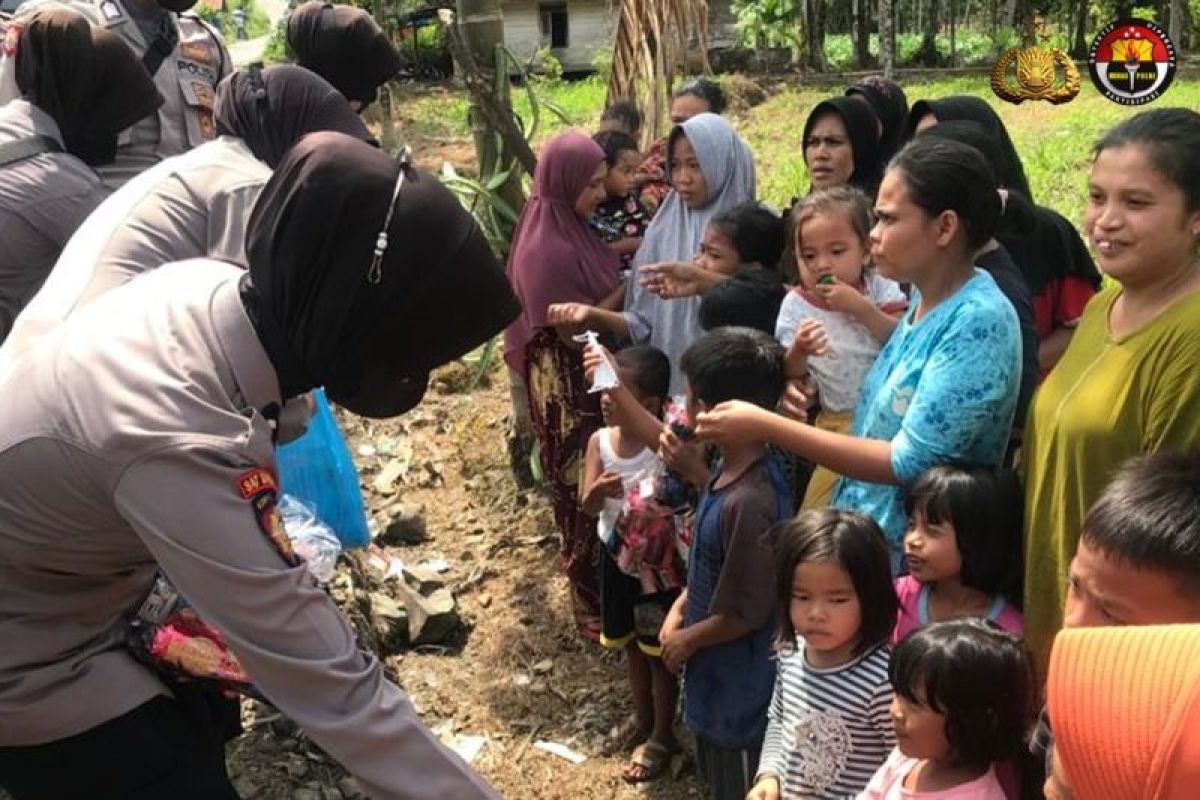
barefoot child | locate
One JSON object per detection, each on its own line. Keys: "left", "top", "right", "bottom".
{"left": 591, "top": 131, "right": 650, "bottom": 270}
{"left": 748, "top": 509, "right": 898, "bottom": 800}
{"left": 774, "top": 186, "right": 907, "bottom": 508}
{"left": 658, "top": 328, "right": 791, "bottom": 800}
{"left": 895, "top": 465, "right": 1023, "bottom": 644}
{"left": 862, "top": 620, "right": 1037, "bottom": 799}
{"left": 581, "top": 345, "right": 682, "bottom": 782}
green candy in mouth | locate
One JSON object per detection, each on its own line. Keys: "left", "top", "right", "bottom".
{"left": 817, "top": 275, "right": 835, "bottom": 286}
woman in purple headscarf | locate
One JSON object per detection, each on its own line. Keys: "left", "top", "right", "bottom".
{"left": 505, "top": 131, "right": 622, "bottom": 640}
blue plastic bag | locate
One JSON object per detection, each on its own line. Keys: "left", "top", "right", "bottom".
{"left": 275, "top": 389, "right": 371, "bottom": 549}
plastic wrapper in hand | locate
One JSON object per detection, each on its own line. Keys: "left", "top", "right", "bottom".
{"left": 279, "top": 494, "right": 342, "bottom": 583}
{"left": 573, "top": 330, "right": 619, "bottom": 393}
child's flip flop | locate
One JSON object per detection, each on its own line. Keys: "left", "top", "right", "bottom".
{"left": 622, "top": 739, "right": 677, "bottom": 783}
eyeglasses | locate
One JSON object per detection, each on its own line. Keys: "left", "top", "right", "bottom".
{"left": 368, "top": 146, "right": 413, "bottom": 285}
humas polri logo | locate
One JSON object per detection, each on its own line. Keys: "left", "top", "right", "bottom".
{"left": 1088, "top": 18, "right": 1177, "bottom": 105}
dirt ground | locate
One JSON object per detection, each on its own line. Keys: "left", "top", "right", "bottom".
{"left": 225, "top": 363, "right": 704, "bottom": 799}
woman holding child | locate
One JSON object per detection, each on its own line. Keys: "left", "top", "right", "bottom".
{"left": 1022, "top": 108, "right": 1200, "bottom": 669}
{"left": 505, "top": 131, "right": 621, "bottom": 640}
{"left": 696, "top": 138, "right": 1021, "bottom": 564}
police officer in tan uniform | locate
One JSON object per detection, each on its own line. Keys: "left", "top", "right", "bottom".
{"left": 1, "top": 0, "right": 229, "bottom": 187}
{"left": 0, "top": 132, "right": 521, "bottom": 798}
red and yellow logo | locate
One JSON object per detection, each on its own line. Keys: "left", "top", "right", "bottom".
{"left": 1088, "top": 19, "right": 1177, "bottom": 105}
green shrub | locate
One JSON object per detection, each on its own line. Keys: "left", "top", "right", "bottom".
{"left": 194, "top": 0, "right": 271, "bottom": 41}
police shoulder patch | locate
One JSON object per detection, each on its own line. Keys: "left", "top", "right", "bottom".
{"left": 234, "top": 467, "right": 299, "bottom": 566}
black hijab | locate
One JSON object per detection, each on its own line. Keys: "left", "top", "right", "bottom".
{"left": 285, "top": 1, "right": 402, "bottom": 108}
{"left": 214, "top": 64, "right": 371, "bottom": 168}
{"left": 918, "top": 120, "right": 1100, "bottom": 294}
{"left": 14, "top": 8, "right": 162, "bottom": 165}
{"left": 244, "top": 131, "right": 521, "bottom": 418}
{"left": 845, "top": 76, "right": 909, "bottom": 165}
{"left": 906, "top": 96, "right": 1034, "bottom": 203}
{"left": 802, "top": 97, "right": 884, "bottom": 198}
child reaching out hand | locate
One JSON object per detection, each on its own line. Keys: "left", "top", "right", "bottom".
{"left": 748, "top": 509, "right": 899, "bottom": 800}
{"left": 775, "top": 187, "right": 908, "bottom": 509}
{"left": 895, "top": 466, "right": 1023, "bottom": 644}
{"left": 581, "top": 345, "right": 683, "bottom": 784}
{"left": 861, "top": 620, "right": 1037, "bottom": 799}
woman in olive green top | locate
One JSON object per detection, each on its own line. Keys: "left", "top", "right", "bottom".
{"left": 1023, "top": 108, "right": 1200, "bottom": 671}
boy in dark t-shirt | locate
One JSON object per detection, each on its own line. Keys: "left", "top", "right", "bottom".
{"left": 659, "top": 327, "right": 791, "bottom": 800}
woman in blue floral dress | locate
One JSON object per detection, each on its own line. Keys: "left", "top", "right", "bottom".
{"left": 691, "top": 137, "right": 1021, "bottom": 568}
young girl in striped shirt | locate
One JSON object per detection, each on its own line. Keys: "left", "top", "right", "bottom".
{"left": 748, "top": 509, "right": 899, "bottom": 799}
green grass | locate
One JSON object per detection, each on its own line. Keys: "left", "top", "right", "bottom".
{"left": 393, "top": 73, "right": 1200, "bottom": 228}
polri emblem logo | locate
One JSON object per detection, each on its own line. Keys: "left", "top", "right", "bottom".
{"left": 1088, "top": 18, "right": 1176, "bottom": 105}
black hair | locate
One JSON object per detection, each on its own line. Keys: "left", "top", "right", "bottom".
{"left": 600, "top": 100, "right": 642, "bottom": 135}
{"left": 680, "top": 326, "right": 784, "bottom": 410}
{"left": 1081, "top": 449, "right": 1200, "bottom": 597}
{"left": 773, "top": 509, "right": 898, "bottom": 654}
{"left": 593, "top": 130, "right": 640, "bottom": 168}
{"left": 673, "top": 77, "right": 727, "bottom": 115}
{"left": 1094, "top": 108, "right": 1200, "bottom": 213}
{"left": 888, "top": 137, "right": 1000, "bottom": 252}
{"left": 891, "top": 620, "right": 1037, "bottom": 769}
{"left": 613, "top": 345, "right": 670, "bottom": 403}
{"left": 903, "top": 465, "right": 1023, "bottom": 604}
{"left": 708, "top": 202, "right": 786, "bottom": 270}
{"left": 699, "top": 269, "right": 787, "bottom": 335}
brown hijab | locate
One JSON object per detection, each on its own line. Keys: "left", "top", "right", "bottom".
{"left": 285, "top": 1, "right": 402, "bottom": 108}
{"left": 503, "top": 131, "right": 621, "bottom": 370}
{"left": 14, "top": 8, "right": 162, "bottom": 164}
{"left": 244, "top": 131, "right": 521, "bottom": 418}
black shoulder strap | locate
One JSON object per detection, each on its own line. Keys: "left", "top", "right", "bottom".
{"left": 142, "top": 14, "right": 179, "bottom": 77}
{"left": 0, "top": 135, "right": 62, "bottom": 168}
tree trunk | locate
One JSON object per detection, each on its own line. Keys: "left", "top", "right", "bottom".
{"left": 855, "top": 0, "right": 873, "bottom": 66}
{"left": 920, "top": 0, "right": 941, "bottom": 65}
{"left": 1002, "top": 0, "right": 1017, "bottom": 31}
{"left": 370, "top": 0, "right": 398, "bottom": 151}
{"left": 949, "top": 0, "right": 956, "bottom": 65}
{"left": 806, "top": 0, "right": 829, "bottom": 70}
{"left": 1071, "top": 0, "right": 1089, "bottom": 57}
{"left": 1168, "top": 0, "right": 1185, "bottom": 48}
{"left": 879, "top": 0, "right": 896, "bottom": 76}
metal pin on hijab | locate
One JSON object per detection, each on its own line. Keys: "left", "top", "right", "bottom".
{"left": 368, "top": 146, "right": 413, "bottom": 284}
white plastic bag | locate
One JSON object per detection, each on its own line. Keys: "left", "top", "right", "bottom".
{"left": 279, "top": 494, "right": 342, "bottom": 583}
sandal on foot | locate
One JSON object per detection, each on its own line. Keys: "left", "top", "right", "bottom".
{"left": 622, "top": 739, "right": 677, "bottom": 784}
{"left": 601, "top": 716, "right": 650, "bottom": 757}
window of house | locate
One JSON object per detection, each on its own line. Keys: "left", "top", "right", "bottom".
{"left": 538, "top": 3, "right": 568, "bottom": 49}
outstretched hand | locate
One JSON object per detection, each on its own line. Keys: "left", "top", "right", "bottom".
{"left": 546, "top": 302, "right": 591, "bottom": 326}
{"left": 639, "top": 261, "right": 710, "bottom": 299}
{"left": 693, "top": 401, "right": 776, "bottom": 448}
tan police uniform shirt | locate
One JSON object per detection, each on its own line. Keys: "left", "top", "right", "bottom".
{"left": 0, "top": 135, "right": 268, "bottom": 365}
{"left": 0, "top": 99, "right": 108, "bottom": 342}
{"left": 0, "top": 261, "right": 500, "bottom": 800}
{"left": 0, "top": 0, "right": 230, "bottom": 189}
